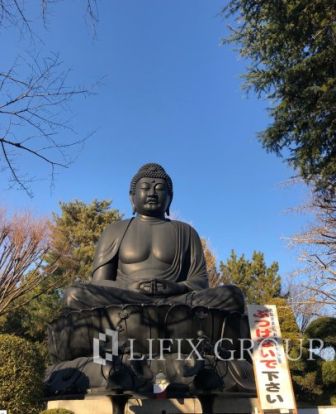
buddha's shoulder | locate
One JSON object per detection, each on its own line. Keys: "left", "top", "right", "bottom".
{"left": 169, "top": 219, "right": 199, "bottom": 235}
{"left": 99, "top": 219, "right": 132, "bottom": 240}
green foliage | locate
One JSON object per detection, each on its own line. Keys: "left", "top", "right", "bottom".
{"left": 0, "top": 283, "right": 62, "bottom": 343}
{"left": 268, "top": 297, "right": 301, "bottom": 348}
{"left": 305, "top": 317, "right": 336, "bottom": 352}
{"left": 292, "top": 370, "right": 324, "bottom": 403}
{"left": 288, "top": 318, "right": 336, "bottom": 404}
{"left": 219, "top": 250, "right": 281, "bottom": 303}
{"left": 322, "top": 360, "right": 336, "bottom": 386}
{"left": 289, "top": 346, "right": 326, "bottom": 403}
{"left": 0, "top": 334, "right": 45, "bottom": 414}
{"left": 224, "top": 0, "right": 336, "bottom": 194}
{"left": 40, "top": 409, "right": 74, "bottom": 414}
{"left": 47, "top": 199, "right": 122, "bottom": 282}
{"left": 292, "top": 356, "right": 336, "bottom": 404}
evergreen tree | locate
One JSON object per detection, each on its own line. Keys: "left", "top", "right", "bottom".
{"left": 47, "top": 199, "right": 122, "bottom": 282}
{"left": 289, "top": 317, "right": 336, "bottom": 404}
{"left": 0, "top": 282, "right": 61, "bottom": 343}
{"left": 305, "top": 317, "right": 336, "bottom": 355}
{"left": 268, "top": 296, "right": 301, "bottom": 347}
{"left": 223, "top": 0, "right": 336, "bottom": 195}
{"left": 219, "top": 250, "right": 281, "bottom": 304}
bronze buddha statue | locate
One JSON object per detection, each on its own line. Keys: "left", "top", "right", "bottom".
{"left": 64, "top": 163, "right": 244, "bottom": 313}
{"left": 45, "top": 163, "right": 254, "bottom": 404}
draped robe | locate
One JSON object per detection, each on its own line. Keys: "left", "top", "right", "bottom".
{"left": 65, "top": 218, "right": 244, "bottom": 313}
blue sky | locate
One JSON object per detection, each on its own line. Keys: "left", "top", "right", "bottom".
{"left": 1, "top": 1, "right": 311, "bottom": 284}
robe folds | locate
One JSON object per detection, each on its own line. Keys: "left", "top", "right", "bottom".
{"left": 65, "top": 218, "right": 245, "bottom": 313}
{"left": 92, "top": 218, "right": 208, "bottom": 291}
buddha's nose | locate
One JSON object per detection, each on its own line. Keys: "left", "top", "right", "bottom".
{"left": 148, "top": 186, "right": 156, "bottom": 196}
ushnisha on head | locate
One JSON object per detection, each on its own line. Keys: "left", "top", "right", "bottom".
{"left": 129, "top": 163, "right": 173, "bottom": 218}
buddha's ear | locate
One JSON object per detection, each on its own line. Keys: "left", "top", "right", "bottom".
{"left": 166, "top": 194, "right": 173, "bottom": 216}
{"left": 129, "top": 193, "right": 136, "bottom": 215}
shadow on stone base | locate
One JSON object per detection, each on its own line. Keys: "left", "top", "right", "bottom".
{"left": 47, "top": 395, "right": 258, "bottom": 413}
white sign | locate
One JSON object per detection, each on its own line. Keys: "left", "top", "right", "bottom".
{"left": 247, "top": 304, "right": 297, "bottom": 413}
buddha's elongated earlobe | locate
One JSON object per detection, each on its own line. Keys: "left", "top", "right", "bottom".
{"left": 130, "top": 193, "right": 136, "bottom": 215}
{"left": 166, "top": 194, "right": 173, "bottom": 217}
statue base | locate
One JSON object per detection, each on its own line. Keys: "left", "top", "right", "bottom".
{"left": 47, "top": 395, "right": 258, "bottom": 413}
{"left": 46, "top": 305, "right": 255, "bottom": 398}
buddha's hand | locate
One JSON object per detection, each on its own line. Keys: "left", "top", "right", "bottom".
{"left": 138, "top": 279, "right": 188, "bottom": 296}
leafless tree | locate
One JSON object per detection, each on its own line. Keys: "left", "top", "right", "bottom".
{"left": 0, "top": 55, "right": 91, "bottom": 196}
{"left": 287, "top": 281, "right": 323, "bottom": 331}
{"left": 0, "top": 0, "right": 99, "bottom": 195}
{"left": 290, "top": 195, "right": 336, "bottom": 314}
{"left": 201, "top": 238, "right": 220, "bottom": 288}
{"left": 0, "top": 0, "right": 98, "bottom": 32}
{"left": 0, "top": 208, "right": 70, "bottom": 316}
{"left": 0, "top": 209, "right": 48, "bottom": 315}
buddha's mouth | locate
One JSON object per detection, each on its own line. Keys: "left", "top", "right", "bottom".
{"left": 146, "top": 198, "right": 158, "bottom": 204}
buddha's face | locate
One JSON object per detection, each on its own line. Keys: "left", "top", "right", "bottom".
{"left": 131, "top": 177, "right": 171, "bottom": 217}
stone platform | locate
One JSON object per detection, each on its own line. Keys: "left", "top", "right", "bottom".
{"left": 47, "top": 395, "right": 258, "bottom": 413}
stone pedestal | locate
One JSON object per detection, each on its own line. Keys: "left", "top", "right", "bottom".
{"left": 48, "top": 396, "right": 114, "bottom": 414}
{"left": 212, "top": 397, "right": 257, "bottom": 413}
{"left": 126, "top": 398, "right": 203, "bottom": 413}
{"left": 48, "top": 396, "right": 258, "bottom": 413}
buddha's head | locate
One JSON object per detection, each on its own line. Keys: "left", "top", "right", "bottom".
{"left": 130, "top": 163, "right": 173, "bottom": 218}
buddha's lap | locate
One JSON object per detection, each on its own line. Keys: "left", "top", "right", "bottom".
{"left": 64, "top": 283, "right": 244, "bottom": 312}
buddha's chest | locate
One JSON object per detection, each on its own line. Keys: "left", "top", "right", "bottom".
{"left": 119, "top": 221, "right": 176, "bottom": 265}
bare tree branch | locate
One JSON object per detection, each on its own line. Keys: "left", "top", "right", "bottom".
{"left": 0, "top": 54, "right": 92, "bottom": 195}
{"left": 290, "top": 194, "right": 336, "bottom": 316}
{"left": 201, "top": 238, "right": 220, "bottom": 288}
{"left": 0, "top": 1, "right": 100, "bottom": 195}
{"left": 0, "top": 1, "right": 99, "bottom": 33}
{"left": 0, "top": 208, "right": 72, "bottom": 316}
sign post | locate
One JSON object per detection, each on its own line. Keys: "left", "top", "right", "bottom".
{"left": 247, "top": 304, "right": 298, "bottom": 414}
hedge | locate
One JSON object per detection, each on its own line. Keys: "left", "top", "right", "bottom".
{"left": 322, "top": 360, "right": 336, "bottom": 387}
{"left": 0, "top": 334, "right": 45, "bottom": 414}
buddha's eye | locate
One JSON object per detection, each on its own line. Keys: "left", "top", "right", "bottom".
{"left": 140, "top": 183, "right": 151, "bottom": 190}
{"left": 155, "top": 184, "right": 166, "bottom": 191}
